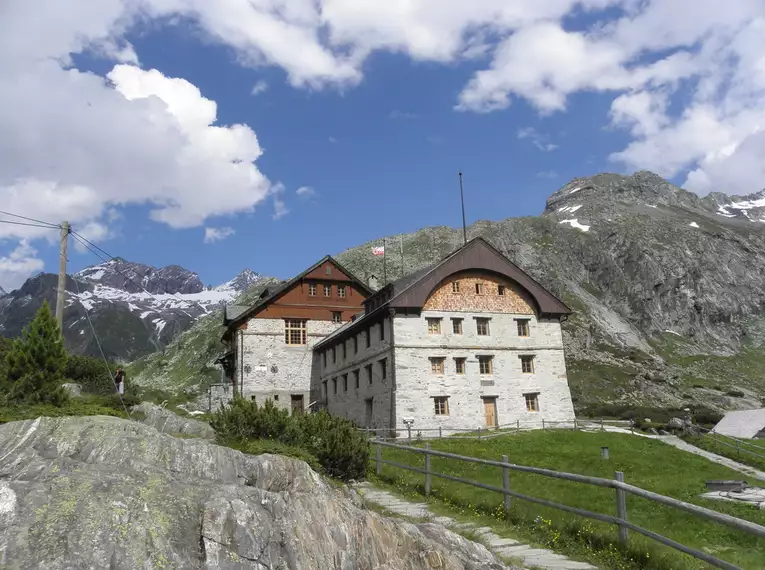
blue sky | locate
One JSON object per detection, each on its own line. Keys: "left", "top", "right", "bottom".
{"left": 1, "top": 2, "right": 764, "bottom": 291}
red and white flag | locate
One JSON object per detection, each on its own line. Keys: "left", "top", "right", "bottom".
{"left": 372, "top": 246, "right": 385, "bottom": 256}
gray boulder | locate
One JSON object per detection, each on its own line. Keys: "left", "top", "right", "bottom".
{"left": 131, "top": 401, "right": 215, "bottom": 439}
{"left": 61, "top": 382, "right": 82, "bottom": 397}
{"left": 667, "top": 417, "right": 684, "bottom": 429}
{"left": 0, "top": 416, "right": 513, "bottom": 570}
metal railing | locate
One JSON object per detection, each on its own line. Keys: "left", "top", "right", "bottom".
{"left": 372, "top": 439, "right": 765, "bottom": 570}
{"left": 359, "top": 418, "right": 633, "bottom": 441}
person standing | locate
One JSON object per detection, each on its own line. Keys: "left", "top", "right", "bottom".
{"left": 114, "top": 366, "right": 126, "bottom": 395}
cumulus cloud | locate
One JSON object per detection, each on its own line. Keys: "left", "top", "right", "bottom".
{"left": 296, "top": 186, "right": 315, "bottom": 197}
{"left": 204, "top": 227, "right": 236, "bottom": 244}
{"left": 0, "top": 241, "right": 44, "bottom": 292}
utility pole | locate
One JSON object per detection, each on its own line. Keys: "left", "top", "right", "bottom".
{"left": 55, "top": 221, "right": 70, "bottom": 334}
{"left": 459, "top": 171, "right": 467, "bottom": 245}
{"left": 382, "top": 237, "right": 387, "bottom": 285}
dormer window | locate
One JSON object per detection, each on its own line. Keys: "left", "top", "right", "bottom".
{"left": 452, "top": 281, "right": 460, "bottom": 293}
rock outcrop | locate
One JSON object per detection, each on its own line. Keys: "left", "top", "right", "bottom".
{"left": 0, "top": 415, "right": 513, "bottom": 570}
{"left": 132, "top": 401, "right": 215, "bottom": 439}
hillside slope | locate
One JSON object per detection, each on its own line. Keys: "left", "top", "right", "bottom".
{"left": 129, "top": 172, "right": 765, "bottom": 412}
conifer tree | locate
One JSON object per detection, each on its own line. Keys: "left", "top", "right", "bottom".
{"left": 3, "top": 300, "right": 69, "bottom": 406}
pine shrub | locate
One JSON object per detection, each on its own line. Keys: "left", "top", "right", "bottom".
{"left": 2, "top": 301, "right": 69, "bottom": 406}
{"left": 211, "top": 396, "right": 369, "bottom": 481}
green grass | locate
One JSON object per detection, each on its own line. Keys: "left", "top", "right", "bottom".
{"left": 373, "top": 430, "right": 765, "bottom": 570}
{"left": 681, "top": 433, "right": 765, "bottom": 472}
{"left": 0, "top": 395, "right": 131, "bottom": 424}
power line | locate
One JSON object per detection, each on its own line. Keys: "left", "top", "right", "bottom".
{"left": 0, "top": 219, "right": 61, "bottom": 229}
{"left": 0, "top": 210, "right": 60, "bottom": 228}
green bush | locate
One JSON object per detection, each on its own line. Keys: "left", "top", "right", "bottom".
{"left": 211, "top": 396, "right": 369, "bottom": 481}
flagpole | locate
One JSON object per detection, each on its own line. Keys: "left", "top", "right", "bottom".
{"left": 459, "top": 171, "right": 467, "bottom": 245}
{"left": 382, "top": 237, "right": 387, "bottom": 285}
{"left": 400, "top": 235, "right": 404, "bottom": 278}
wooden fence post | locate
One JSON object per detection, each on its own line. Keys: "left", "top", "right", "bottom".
{"left": 502, "top": 454, "right": 511, "bottom": 515}
{"left": 376, "top": 441, "right": 382, "bottom": 476}
{"left": 407, "top": 425, "right": 412, "bottom": 441}
{"left": 425, "top": 443, "right": 432, "bottom": 495}
{"left": 615, "top": 471, "right": 628, "bottom": 546}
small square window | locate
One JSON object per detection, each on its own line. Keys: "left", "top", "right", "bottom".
{"left": 430, "top": 357, "right": 445, "bottom": 374}
{"left": 308, "top": 283, "right": 317, "bottom": 296}
{"left": 354, "top": 369, "right": 360, "bottom": 389}
{"left": 517, "top": 319, "right": 530, "bottom": 337}
{"left": 520, "top": 355, "right": 535, "bottom": 374}
{"left": 452, "top": 318, "right": 463, "bottom": 334}
{"left": 332, "top": 311, "right": 342, "bottom": 324}
{"left": 475, "top": 282, "right": 485, "bottom": 295}
{"left": 455, "top": 358, "right": 466, "bottom": 374}
{"left": 427, "top": 318, "right": 442, "bottom": 334}
{"left": 498, "top": 285, "right": 506, "bottom": 296}
{"left": 433, "top": 397, "right": 449, "bottom": 416}
{"left": 338, "top": 285, "right": 346, "bottom": 298}
{"left": 323, "top": 284, "right": 332, "bottom": 297}
{"left": 525, "top": 393, "right": 539, "bottom": 412}
{"left": 380, "top": 358, "right": 387, "bottom": 379}
{"left": 476, "top": 318, "right": 490, "bottom": 336}
{"left": 452, "top": 281, "right": 460, "bottom": 293}
{"left": 366, "top": 364, "right": 373, "bottom": 385}
{"left": 478, "top": 355, "right": 493, "bottom": 374}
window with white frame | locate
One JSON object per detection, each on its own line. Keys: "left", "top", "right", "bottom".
{"left": 338, "top": 285, "right": 346, "bottom": 298}
{"left": 323, "top": 284, "right": 332, "bottom": 297}
{"left": 308, "top": 283, "right": 317, "bottom": 296}
{"left": 430, "top": 357, "right": 445, "bottom": 374}
{"left": 433, "top": 396, "right": 449, "bottom": 415}
{"left": 284, "top": 319, "right": 307, "bottom": 345}
{"left": 524, "top": 393, "right": 540, "bottom": 412}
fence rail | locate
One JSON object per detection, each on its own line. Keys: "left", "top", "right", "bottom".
{"left": 703, "top": 427, "right": 765, "bottom": 463}
{"left": 360, "top": 418, "right": 633, "bottom": 441}
{"left": 373, "top": 439, "right": 765, "bottom": 570}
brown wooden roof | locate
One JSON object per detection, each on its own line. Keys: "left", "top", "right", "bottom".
{"left": 389, "top": 237, "right": 570, "bottom": 316}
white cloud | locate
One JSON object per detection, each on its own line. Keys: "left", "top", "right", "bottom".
{"left": 271, "top": 183, "right": 289, "bottom": 220}
{"left": 251, "top": 80, "right": 268, "bottom": 95}
{"left": 0, "top": 241, "right": 44, "bottom": 291}
{"left": 517, "top": 127, "right": 557, "bottom": 152}
{"left": 296, "top": 186, "right": 315, "bottom": 197}
{"left": 204, "top": 227, "right": 236, "bottom": 243}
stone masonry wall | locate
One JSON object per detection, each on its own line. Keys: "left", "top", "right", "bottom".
{"left": 318, "top": 318, "right": 394, "bottom": 430}
{"left": 423, "top": 272, "right": 535, "bottom": 314}
{"left": 239, "top": 318, "right": 342, "bottom": 413}
{"left": 392, "top": 310, "right": 575, "bottom": 432}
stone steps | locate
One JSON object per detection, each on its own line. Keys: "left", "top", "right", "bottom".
{"left": 354, "top": 482, "right": 596, "bottom": 570}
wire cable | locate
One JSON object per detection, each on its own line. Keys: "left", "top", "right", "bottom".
{"left": 0, "top": 219, "right": 61, "bottom": 229}
{"left": 0, "top": 210, "right": 60, "bottom": 228}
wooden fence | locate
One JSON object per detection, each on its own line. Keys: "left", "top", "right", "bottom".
{"left": 373, "top": 439, "right": 765, "bottom": 570}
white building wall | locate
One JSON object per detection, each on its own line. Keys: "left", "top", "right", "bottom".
{"left": 238, "top": 318, "right": 341, "bottom": 413}
{"left": 318, "top": 317, "right": 395, "bottom": 429}
{"left": 392, "top": 310, "right": 575, "bottom": 432}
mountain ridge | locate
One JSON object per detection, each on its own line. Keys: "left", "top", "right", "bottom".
{"left": 129, "top": 170, "right": 765, "bottom": 413}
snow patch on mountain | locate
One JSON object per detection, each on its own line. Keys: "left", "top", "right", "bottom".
{"left": 560, "top": 219, "right": 591, "bottom": 232}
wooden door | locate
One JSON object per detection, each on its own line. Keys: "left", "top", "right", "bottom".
{"left": 291, "top": 395, "right": 304, "bottom": 414}
{"left": 483, "top": 397, "right": 497, "bottom": 428}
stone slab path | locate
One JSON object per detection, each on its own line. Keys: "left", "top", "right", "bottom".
{"left": 353, "top": 482, "right": 596, "bottom": 570}
{"left": 655, "top": 436, "right": 765, "bottom": 481}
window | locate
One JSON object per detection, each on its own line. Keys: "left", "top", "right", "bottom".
{"left": 379, "top": 358, "right": 387, "bottom": 380}
{"left": 379, "top": 321, "right": 385, "bottom": 341}
{"left": 517, "top": 319, "right": 530, "bottom": 337}
{"left": 366, "top": 364, "right": 373, "bottom": 385}
{"left": 323, "top": 284, "right": 332, "bottom": 297}
{"left": 433, "top": 397, "right": 449, "bottom": 416}
{"left": 322, "top": 380, "right": 327, "bottom": 399}
{"left": 452, "top": 281, "right": 460, "bottom": 293}
{"left": 476, "top": 318, "right": 490, "bottom": 336}
{"left": 354, "top": 336, "right": 358, "bottom": 353}
{"left": 498, "top": 285, "right": 506, "bottom": 296}
{"left": 343, "top": 374, "right": 348, "bottom": 392}
{"left": 366, "top": 329, "right": 371, "bottom": 348}
{"left": 342, "top": 342, "right": 347, "bottom": 360}
{"left": 308, "top": 283, "right": 317, "bottom": 296}
{"left": 520, "top": 355, "right": 535, "bottom": 374}
{"left": 455, "top": 358, "right": 466, "bottom": 374}
{"left": 331, "top": 347, "right": 336, "bottom": 363}
{"left": 332, "top": 377, "right": 337, "bottom": 394}
{"left": 524, "top": 393, "right": 540, "bottom": 412}
{"left": 427, "top": 318, "right": 442, "bottom": 334}
{"left": 284, "top": 319, "right": 307, "bottom": 345}
{"left": 323, "top": 352, "right": 327, "bottom": 368}
{"left": 430, "top": 357, "right": 445, "bottom": 374}
{"left": 475, "top": 282, "right": 485, "bottom": 295}
{"left": 338, "top": 285, "right": 346, "bottom": 298}
{"left": 332, "top": 311, "right": 342, "bottom": 324}
{"left": 478, "top": 355, "right": 493, "bottom": 374}
{"left": 354, "top": 369, "right": 360, "bottom": 389}
{"left": 452, "top": 318, "right": 463, "bottom": 334}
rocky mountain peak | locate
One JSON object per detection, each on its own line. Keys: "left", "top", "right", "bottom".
{"left": 75, "top": 259, "right": 205, "bottom": 295}
{"left": 0, "top": 285, "right": 6, "bottom": 296}
{"left": 217, "top": 268, "right": 262, "bottom": 292}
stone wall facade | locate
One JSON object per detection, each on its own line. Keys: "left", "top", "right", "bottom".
{"left": 238, "top": 318, "right": 342, "bottom": 413}
{"left": 392, "top": 309, "right": 575, "bottom": 432}
{"left": 422, "top": 272, "right": 536, "bottom": 314}
{"left": 318, "top": 317, "right": 395, "bottom": 430}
